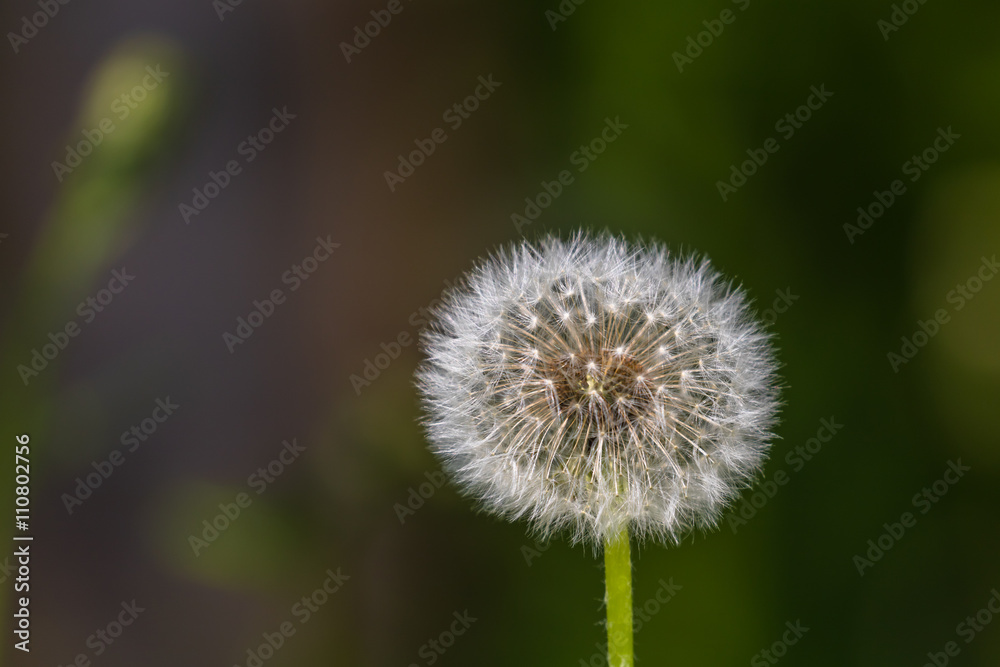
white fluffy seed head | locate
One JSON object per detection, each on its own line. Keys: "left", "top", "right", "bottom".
{"left": 415, "top": 232, "right": 780, "bottom": 547}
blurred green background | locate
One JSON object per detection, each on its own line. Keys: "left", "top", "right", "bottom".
{"left": 1, "top": 0, "right": 999, "bottom": 665}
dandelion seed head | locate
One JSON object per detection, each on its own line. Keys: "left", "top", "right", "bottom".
{"left": 415, "top": 232, "right": 780, "bottom": 546}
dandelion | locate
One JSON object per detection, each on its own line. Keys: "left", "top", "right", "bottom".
{"left": 415, "top": 232, "right": 780, "bottom": 667}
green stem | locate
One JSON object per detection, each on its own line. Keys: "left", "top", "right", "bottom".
{"left": 604, "top": 527, "right": 633, "bottom": 667}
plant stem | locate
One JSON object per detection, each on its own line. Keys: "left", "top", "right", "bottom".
{"left": 604, "top": 527, "right": 633, "bottom": 667}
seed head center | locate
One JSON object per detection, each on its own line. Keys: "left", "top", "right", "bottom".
{"left": 543, "top": 350, "right": 653, "bottom": 433}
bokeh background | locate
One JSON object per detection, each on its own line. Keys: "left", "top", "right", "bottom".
{"left": 2, "top": 0, "right": 999, "bottom": 665}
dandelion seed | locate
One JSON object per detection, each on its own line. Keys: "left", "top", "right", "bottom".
{"left": 415, "top": 232, "right": 780, "bottom": 547}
